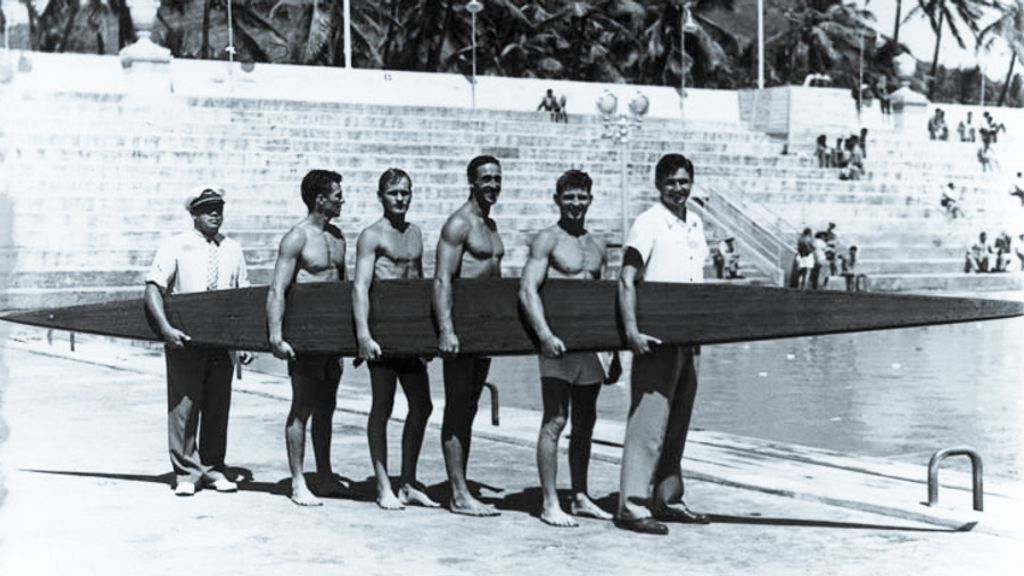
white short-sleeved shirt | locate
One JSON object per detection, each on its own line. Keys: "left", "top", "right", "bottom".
{"left": 625, "top": 202, "right": 708, "bottom": 283}
{"left": 145, "top": 230, "right": 249, "bottom": 295}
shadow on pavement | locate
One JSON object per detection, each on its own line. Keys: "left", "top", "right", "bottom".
{"left": 707, "top": 513, "right": 968, "bottom": 533}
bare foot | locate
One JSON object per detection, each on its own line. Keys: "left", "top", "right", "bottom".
{"left": 571, "top": 494, "right": 613, "bottom": 520}
{"left": 399, "top": 483, "right": 441, "bottom": 508}
{"left": 540, "top": 505, "right": 579, "bottom": 527}
{"left": 290, "top": 483, "right": 322, "bottom": 507}
{"left": 377, "top": 489, "right": 405, "bottom": 511}
{"left": 313, "top": 476, "right": 349, "bottom": 499}
{"left": 449, "top": 494, "right": 500, "bottom": 517}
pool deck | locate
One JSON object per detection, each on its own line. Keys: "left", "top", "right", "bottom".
{"left": 1, "top": 326, "right": 1021, "bottom": 575}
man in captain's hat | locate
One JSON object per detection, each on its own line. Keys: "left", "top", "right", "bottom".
{"left": 144, "top": 186, "right": 253, "bottom": 497}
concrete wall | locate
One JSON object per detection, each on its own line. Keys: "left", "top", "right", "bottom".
{"left": 739, "top": 86, "right": 859, "bottom": 137}
{"left": 1, "top": 51, "right": 741, "bottom": 124}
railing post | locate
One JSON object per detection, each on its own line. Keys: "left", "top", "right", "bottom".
{"left": 481, "top": 382, "right": 499, "bottom": 426}
{"left": 927, "top": 447, "right": 983, "bottom": 511}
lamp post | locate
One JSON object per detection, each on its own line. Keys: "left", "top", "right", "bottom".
{"left": 119, "top": 0, "right": 172, "bottom": 68}
{"left": 680, "top": 2, "right": 698, "bottom": 125}
{"left": 757, "top": 0, "right": 764, "bottom": 89}
{"left": 467, "top": 0, "right": 483, "bottom": 108}
{"left": 598, "top": 91, "right": 649, "bottom": 245}
{"left": 226, "top": 0, "right": 236, "bottom": 65}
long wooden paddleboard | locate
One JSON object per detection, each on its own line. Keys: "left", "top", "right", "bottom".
{"left": 2, "top": 279, "right": 1021, "bottom": 356}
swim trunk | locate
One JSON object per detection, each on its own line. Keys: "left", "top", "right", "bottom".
{"left": 366, "top": 357, "right": 428, "bottom": 375}
{"left": 538, "top": 352, "right": 605, "bottom": 386}
{"left": 288, "top": 353, "right": 343, "bottom": 383}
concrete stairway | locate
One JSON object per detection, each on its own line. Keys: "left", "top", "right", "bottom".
{"left": 2, "top": 90, "right": 1020, "bottom": 310}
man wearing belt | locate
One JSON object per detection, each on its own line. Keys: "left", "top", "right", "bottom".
{"left": 144, "top": 187, "right": 252, "bottom": 497}
{"left": 615, "top": 154, "right": 711, "bottom": 535}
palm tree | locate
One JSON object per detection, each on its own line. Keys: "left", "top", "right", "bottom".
{"left": 767, "top": 0, "right": 875, "bottom": 86}
{"left": 906, "top": 0, "right": 993, "bottom": 99}
{"left": 978, "top": 0, "right": 1023, "bottom": 105}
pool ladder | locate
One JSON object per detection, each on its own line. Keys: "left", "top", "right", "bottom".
{"left": 927, "top": 447, "right": 983, "bottom": 511}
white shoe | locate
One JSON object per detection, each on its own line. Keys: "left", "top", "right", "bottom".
{"left": 174, "top": 481, "right": 196, "bottom": 497}
{"left": 206, "top": 477, "right": 238, "bottom": 493}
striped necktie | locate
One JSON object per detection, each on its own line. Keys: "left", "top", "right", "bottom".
{"left": 206, "top": 238, "right": 219, "bottom": 291}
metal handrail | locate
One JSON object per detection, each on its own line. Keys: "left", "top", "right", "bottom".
{"left": 927, "top": 447, "right": 983, "bottom": 512}
{"left": 481, "top": 382, "right": 499, "bottom": 427}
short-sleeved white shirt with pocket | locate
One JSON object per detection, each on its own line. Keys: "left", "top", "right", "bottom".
{"left": 625, "top": 201, "right": 708, "bottom": 284}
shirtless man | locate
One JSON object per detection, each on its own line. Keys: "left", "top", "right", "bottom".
{"left": 433, "top": 155, "right": 505, "bottom": 516}
{"left": 353, "top": 168, "right": 440, "bottom": 511}
{"left": 519, "top": 169, "right": 613, "bottom": 527}
{"left": 267, "top": 169, "right": 349, "bottom": 506}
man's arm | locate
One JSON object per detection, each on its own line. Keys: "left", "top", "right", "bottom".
{"left": 518, "top": 230, "right": 563, "bottom": 358}
{"left": 144, "top": 282, "right": 191, "bottom": 348}
{"left": 266, "top": 229, "right": 304, "bottom": 360}
{"left": 337, "top": 235, "right": 348, "bottom": 281}
{"left": 618, "top": 248, "right": 661, "bottom": 355}
{"left": 432, "top": 216, "right": 470, "bottom": 355}
{"left": 352, "top": 227, "right": 382, "bottom": 361}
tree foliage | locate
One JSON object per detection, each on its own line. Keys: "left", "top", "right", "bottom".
{"left": 7, "top": 0, "right": 1018, "bottom": 105}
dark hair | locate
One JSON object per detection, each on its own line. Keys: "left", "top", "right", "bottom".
{"left": 850, "top": 245, "right": 858, "bottom": 251}
{"left": 555, "top": 169, "right": 592, "bottom": 195}
{"left": 300, "top": 169, "right": 342, "bottom": 212}
{"left": 816, "top": 134, "right": 827, "bottom": 146}
{"left": 654, "top": 153, "right": 694, "bottom": 185}
{"left": 802, "top": 227, "right": 812, "bottom": 235}
{"left": 378, "top": 168, "right": 411, "bottom": 193}
{"left": 466, "top": 155, "right": 501, "bottom": 184}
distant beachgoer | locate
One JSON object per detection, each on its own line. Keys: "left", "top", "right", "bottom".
{"left": 556, "top": 94, "right": 568, "bottom": 123}
{"left": 815, "top": 135, "right": 830, "bottom": 168}
{"left": 823, "top": 222, "right": 838, "bottom": 275}
{"left": 714, "top": 236, "right": 741, "bottom": 279}
{"left": 538, "top": 89, "right": 560, "bottom": 122}
{"left": 1010, "top": 172, "right": 1024, "bottom": 207}
{"left": 811, "top": 231, "right": 830, "bottom": 289}
{"left": 965, "top": 232, "right": 993, "bottom": 273}
{"left": 858, "top": 128, "right": 868, "bottom": 159}
{"left": 928, "top": 109, "right": 948, "bottom": 141}
{"left": 794, "top": 228, "right": 815, "bottom": 289}
{"left": 839, "top": 137, "right": 864, "bottom": 181}
{"left": 958, "top": 111, "right": 976, "bottom": 142}
{"left": 1016, "top": 234, "right": 1024, "bottom": 271}
{"left": 978, "top": 139, "right": 997, "bottom": 173}
{"left": 839, "top": 246, "right": 861, "bottom": 291}
{"left": 940, "top": 183, "right": 965, "bottom": 219}
{"left": 875, "top": 76, "right": 891, "bottom": 118}
{"left": 993, "top": 232, "right": 1014, "bottom": 272}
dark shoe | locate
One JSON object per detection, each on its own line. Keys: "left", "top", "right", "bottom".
{"left": 613, "top": 517, "right": 669, "bottom": 535}
{"left": 653, "top": 503, "right": 710, "bottom": 524}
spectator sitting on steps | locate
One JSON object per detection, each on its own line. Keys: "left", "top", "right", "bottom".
{"left": 555, "top": 94, "right": 568, "bottom": 123}
{"left": 1010, "top": 172, "right": 1024, "bottom": 207}
{"left": 815, "top": 135, "right": 831, "bottom": 168}
{"left": 838, "top": 136, "right": 864, "bottom": 181}
{"left": 713, "top": 236, "right": 742, "bottom": 279}
{"left": 965, "top": 232, "right": 993, "bottom": 273}
{"left": 940, "top": 182, "right": 966, "bottom": 219}
{"left": 957, "top": 111, "right": 976, "bottom": 142}
{"left": 1017, "top": 234, "right": 1024, "bottom": 271}
{"left": 993, "top": 232, "right": 1014, "bottom": 272}
{"left": 928, "top": 109, "right": 948, "bottom": 141}
{"left": 978, "top": 138, "right": 997, "bottom": 173}
{"left": 538, "top": 89, "right": 560, "bottom": 122}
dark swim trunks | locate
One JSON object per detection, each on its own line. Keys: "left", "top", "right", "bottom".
{"left": 367, "top": 357, "right": 428, "bottom": 374}
{"left": 288, "top": 353, "right": 343, "bottom": 383}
